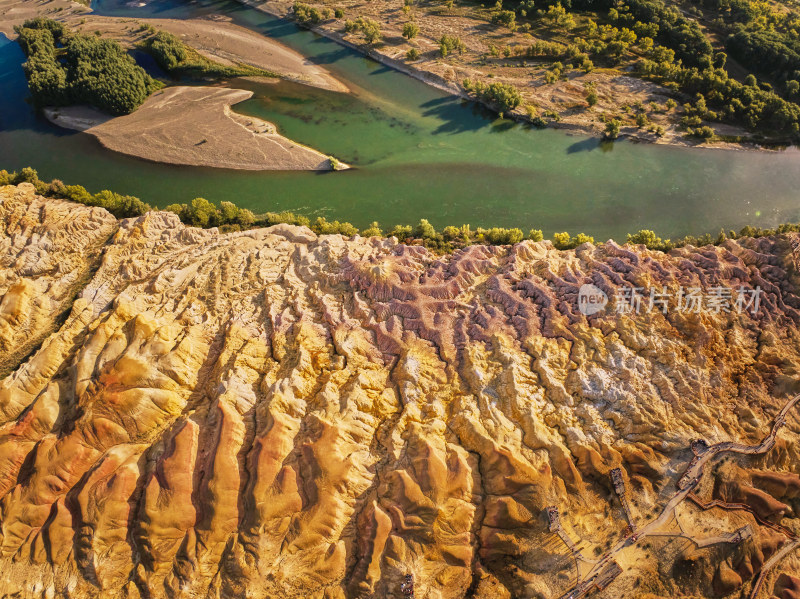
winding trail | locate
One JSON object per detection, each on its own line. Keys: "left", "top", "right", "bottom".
{"left": 559, "top": 393, "right": 800, "bottom": 599}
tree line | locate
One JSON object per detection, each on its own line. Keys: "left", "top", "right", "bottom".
{"left": 4, "top": 168, "right": 798, "bottom": 253}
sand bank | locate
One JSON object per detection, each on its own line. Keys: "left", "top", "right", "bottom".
{"left": 46, "top": 86, "right": 347, "bottom": 171}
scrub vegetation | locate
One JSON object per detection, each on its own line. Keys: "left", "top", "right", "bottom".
{"left": 3, "top": 168, "right": 797, "bottom": 253}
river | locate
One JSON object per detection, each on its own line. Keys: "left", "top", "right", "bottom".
{"left": 1, "top": 0, "right": 799, "bottom": 240}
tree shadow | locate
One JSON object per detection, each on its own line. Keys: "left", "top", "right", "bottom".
{"left": 419, "top": 97, "right": 501, "bottom": 135}
{"left": 565, "top": 138, "right": 601, "bottom": 154}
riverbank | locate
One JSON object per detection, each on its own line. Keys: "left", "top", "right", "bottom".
{"left": 45, "top": 86, "right": 345, "bottom": 170}
{"left": 235, "top": 0, "right": 783, "bottom": 152}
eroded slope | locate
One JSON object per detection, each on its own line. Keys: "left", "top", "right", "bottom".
{"left": 0, "top": 183, "right": 798, "bottom": 598}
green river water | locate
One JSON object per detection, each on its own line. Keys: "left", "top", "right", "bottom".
{"left": 1, "top": 0, "right": 800, "bottom": 239}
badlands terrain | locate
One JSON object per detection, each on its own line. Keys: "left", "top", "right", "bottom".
{"left": 0, "top": 182, "right": 800, "bottom": 598}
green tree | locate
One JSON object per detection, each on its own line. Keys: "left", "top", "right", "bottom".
{"left": 147, "top": 31, "right": 187, "bottom": 70}
{"left": 414, "top": 218, "right": 437, "bottom": 239}
{"left": 439, "top": 34, "right": 465, "bottom": 57}
{"left": 402, "top": 22, "right": 420, "bottom": 40}
{"left": 361, "top": 221, "right": 383, "bottom": 236}
{"left": 345, "top": 17, "right": 381, "bottom": 43}
{"left": 604, "top": 119, "right": 621, "bottom": 139}
{"left": 184, "top": 198, "right": 218, "bottom": 227}
{"left": 491, "top": 9, "right": 516, "bottom": 28}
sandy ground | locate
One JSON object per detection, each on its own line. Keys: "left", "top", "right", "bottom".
{"left": 72, "top": 15, "right": 349, "bottom": 93}
{"left": 0, "top": 0, "right": 89, "bottom": 37}
{"left": 45, "top": 86, "right": 345, "bottom": 170}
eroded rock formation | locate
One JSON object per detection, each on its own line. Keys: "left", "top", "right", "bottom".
{"left": 0, "top": 183, "right": 799, "bottom": 598}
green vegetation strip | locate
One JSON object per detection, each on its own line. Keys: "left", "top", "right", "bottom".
{"left": 140, "top": 28, "right": 279, "bottom": 80}
{"left": 3, "top": 168, "right": 798, "bottom": 252}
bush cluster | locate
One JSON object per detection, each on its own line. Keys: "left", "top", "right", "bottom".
{"left": 0, "top": 167, "right": 150, "bottom": 217}
{"left": 292, "top": 2, "right": 335, "bottom": 25}
{"left": 344, "top": 17, "right": 381, "bottom": 43}
{"left": 165, "top": 198, "right": 255, "bottom": 228}
{"left": 16, "top": 18, "right": 160, "bottom": 115}
{"left": 462, "top": 78, "right": 522, "bottom": 114}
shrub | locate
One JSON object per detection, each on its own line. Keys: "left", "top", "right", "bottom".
{"left": 585, "top": 83, "right": 598, "bottom": 107}
{"left": 552, "top": 232, "right": 595, "bottom": 249}
{"left": 261, "top": 211, "right": 310, "bottom": 227}
{"left": 604, "top": 119, "right": 621, "bottom": 139}
{"left": 361, "top": 221, "right": 383, "bottom": 236}
{"left": 627, "top": 229, "right": 673, "bottom": 250}
{"left": 406, "top": 47, "right": 420, "bottom": 61}
{"left": 413, "top": 218, "right": 437, "bottom": 239}
{"left": 389, "top": 224, "right": 413, "bottom": 238}
{"left": 529, "top": 229, "right": 544, "bottom": 242}
{"left": 439, "top": 34, "right": 465, "bottom": 57}
{"left": 334, "top": 7, "right": 344, "bottom": 18}
{"left": 312, "top": 217, "right": 358, "bottom": 236}
{"left": 442, "top": 225, "right": 460, "bottom": 241}
{"left": 345, "top": 17, "right": 381, "bottom": 43}
{"left": 484, "top": 227, "right": 524, "bottom": 244}
{"left": 689, "top": 125, "right": 714, "bottom": 138}
{"left": 402, "top": 22, "right": 420, "bottom": 40}
{"left": 553, "top": 232, "right": 571, "bottom": 249}
{"left": 293, "top": 2, "right": 323, "bottom": 24}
